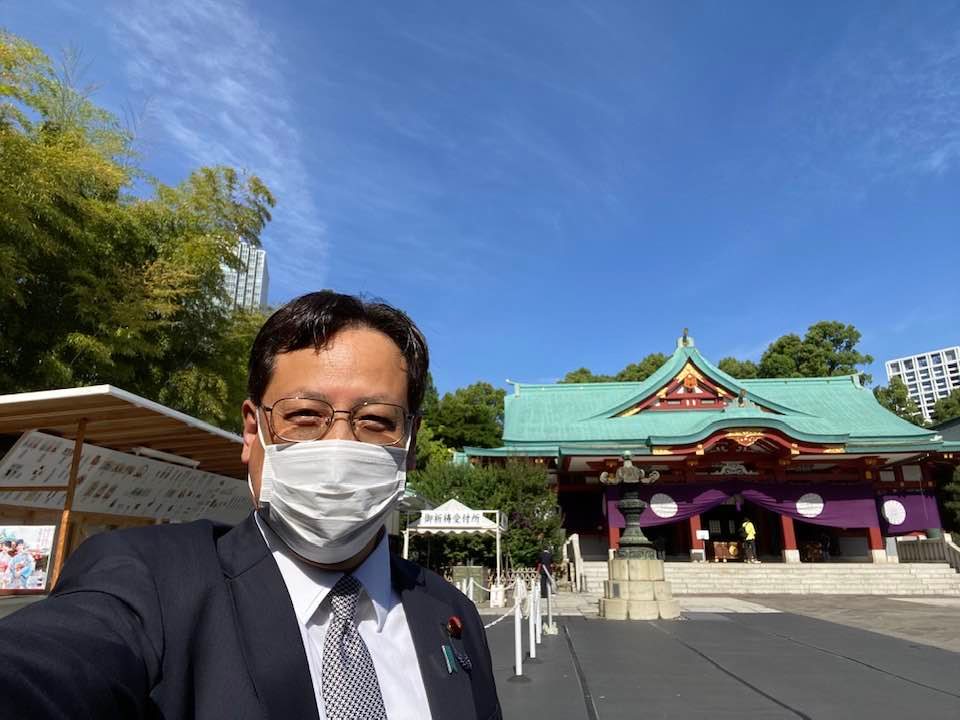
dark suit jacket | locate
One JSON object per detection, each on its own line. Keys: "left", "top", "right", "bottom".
{"left": 0, "top": 513, "right": 502, "bottom": 720}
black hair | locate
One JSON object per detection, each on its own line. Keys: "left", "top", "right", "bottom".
{"left": 247, "top": 291, "right": 430, "bottom": 412}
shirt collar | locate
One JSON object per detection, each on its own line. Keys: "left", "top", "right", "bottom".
{"left": 255, "top": 513, "right": 392, "bottom": 632}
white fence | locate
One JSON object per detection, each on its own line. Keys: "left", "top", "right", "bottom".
{"left": 897, "top": 535, "right": 960, "bottom": 573}
{"left": 501, "top": 567, "right": 539, "bottom": 584}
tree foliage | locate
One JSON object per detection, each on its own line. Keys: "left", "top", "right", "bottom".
{"left": 717, "top": 357, "right": 759, "bottom": 379}
{"left": 0, "top": 31, "right": 273, "bottom": 431}
{"left": 873, "top": 377, "right": 924, "bottom": 424}
{"left": 430, "top": 382, "right": 505, "bottom": 450}
{"left": 758, "top": 322, "right": 873, "bottom": 382}
{"left": 561, "top": 323, "right": 872, "bottom": 389}
{"left": 559, "top": 367, "right": 614, "bottom": 384}
{"left": 412, "top": 421, "right": 453, "bottom": 470}
{"left": 419, "top": 372, "right": 440, "bottom": 420}
{"left": 942, "top": 467, "right": 960, "bottom": 537}
{"left": 407, "top": 460, "right": 563, "bottom": 569}
{"left": 615, "top": 353, "right": 668, "bottom": 382}
{"left": 560, "top": 352, "right": 668, "bottom": 384}
{"left": 931, "top": 389, "right": 960, "bottom": 425}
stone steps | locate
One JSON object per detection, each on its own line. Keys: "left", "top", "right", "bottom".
{"left": 579, "top": 560, "right": 960, "bottom": 595}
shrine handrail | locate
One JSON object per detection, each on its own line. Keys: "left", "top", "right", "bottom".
{"left": 896, "top": 535, "right": 960, "bottom": 573}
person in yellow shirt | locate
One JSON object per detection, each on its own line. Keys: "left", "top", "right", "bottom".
{"left": 740, "top": 518, "right": 758, "bottom": 563}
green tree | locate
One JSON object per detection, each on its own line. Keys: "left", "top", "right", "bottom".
{"left": 559, "top": 367, "right": 614, "bottom": 383}
{"left": 931, "top": 389, "right": 960, "bottom": 425}
{"left": 758, "top": 333, "right": 805, "bottom": 377}
{"left": 412, "top": 421, "right": 453, "bottom": 470}
{"left": 615, "top": 353, "right": 668, "bottom": 382}
{"left": 757, "top": 322, "right": 873, "bottom": 382}
{"left": 873, "top": 377, "right": 924, "bottom": 424}
{"left": 432, "top": 382, "right": 505, "bottom": 449}
{"left": 0, "top": 31, "right": 275, "bottom": 430}
{"left": 408, "top": 460, "right": 563, "bottom": 569}
{"left": 561, "top": 353, "right": 668, "bottom": 384}
{"left": 717, "top": 357, "right": 759, "bottom": 379}
{"left": 796, "top": 321, "right": 874, "bottom": 381}
{"left": 420, "top": 372, "right": 440, "bottom": 421}
{"left": 942, "top": 467, "right": 960, "bottom": 539}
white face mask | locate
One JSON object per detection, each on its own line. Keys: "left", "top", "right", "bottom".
{"left": 252, "top": 416, "right": 408, "bottom": 564}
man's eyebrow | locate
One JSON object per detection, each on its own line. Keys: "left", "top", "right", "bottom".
{"left": 279, "top": 391, "right": 402, "bottom": 406}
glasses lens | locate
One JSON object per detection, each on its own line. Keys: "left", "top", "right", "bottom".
{"left": 271, "top": 398, "right": 334, "bottom": 441}
{"left": 352, "top": 403, "right": 407, "bottom": 445}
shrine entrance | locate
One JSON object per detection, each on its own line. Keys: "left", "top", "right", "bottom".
{"left": 700, "top": 498, "right": 784, "bottom": 562}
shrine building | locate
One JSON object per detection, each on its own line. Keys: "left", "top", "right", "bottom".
{"left": 465, "top": 333, "right": 960, "bottom": 563}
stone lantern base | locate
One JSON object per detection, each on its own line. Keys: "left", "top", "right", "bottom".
{"left": 598, "top": 557, "right": 680, "bottom": 620}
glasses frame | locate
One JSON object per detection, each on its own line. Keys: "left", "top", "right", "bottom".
{"left": 261, "top": 397, "right": 416, "bottom": 447}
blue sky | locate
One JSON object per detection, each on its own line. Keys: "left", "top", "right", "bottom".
{"left": 7, "top": 1, "right": 960, "bottom": 394}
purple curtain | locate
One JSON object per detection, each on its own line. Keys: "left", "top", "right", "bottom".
{"left": 606, "top": 483, "right": 734, "bottom": 528}
{"left": 878, "top": 493, "right": 942, "bottom": 535}
{"left": 740, "top": 482, "right": 879, "bottom": 528}
{"left": 607, "top": 481, "right": 896, "bottom": 530}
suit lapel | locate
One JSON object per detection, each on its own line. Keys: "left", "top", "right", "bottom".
{"left": 392, "top": 557, "right": 477, "bottom": 720}
{"left": 219, "top": 513, "right": 319, "bottom": 720}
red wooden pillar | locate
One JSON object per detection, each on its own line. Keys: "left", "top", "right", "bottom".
{"left": 607, "top": 523, "right": 620, "bottom": 551}
{"left": 780, "top": 514, "right": 799, "bottom": 563}
{"left": 689, "top": 514, "right": 705, "bottom": 561}
{"left": 867, "top": 526, "right": 886, "bottom": 563}
{"left": 605, "top": 485, "right": 620, "bottom": 551}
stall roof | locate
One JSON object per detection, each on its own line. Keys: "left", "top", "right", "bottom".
{"left": 0, "top": 385, "right": 244, "bottom": 479}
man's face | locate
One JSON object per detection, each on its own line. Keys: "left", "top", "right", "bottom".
{"left": 241, "top": 326, "right": 419, "bottom": 505}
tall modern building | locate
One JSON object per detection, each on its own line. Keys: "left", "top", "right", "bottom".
{"left": 222, "top": 240, "right": 269, "bottom": 311}
{"left": 885, "top": 346, "right": 960, "bottom": 422}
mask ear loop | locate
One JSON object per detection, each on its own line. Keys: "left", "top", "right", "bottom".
{"left": 251, "top": 408, "right": 275, "bottom": 505}
{"left": 395, "top": 425, "right": 415, "bottom": 491}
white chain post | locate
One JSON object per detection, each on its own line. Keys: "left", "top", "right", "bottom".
{"left": 468, "top": 577, "right": 474, "bottom": 603}
{"left": 513, "top": 581, "right": 523, "bottom": 677}
{"left": 545, "top": 573, "right": 555, "bottom": 634}
{"left": 535, "top": 580, "right": 542, "bottom": 645}
{"left": 527, "top": 578, "right": 536, "bottom": 659}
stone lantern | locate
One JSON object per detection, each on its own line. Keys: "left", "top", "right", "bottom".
{"left": 599, "top": 452, "right": 679, "bottom": 621}
{"left": 600, "top": 452, "right": 659, "bottom": 559}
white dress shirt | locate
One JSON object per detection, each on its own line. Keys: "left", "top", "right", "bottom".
{"left": 256, "top": 515, "right": 433, "bottom": 720}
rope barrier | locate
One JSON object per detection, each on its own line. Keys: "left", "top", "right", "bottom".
{"left": 482, "top": 606, "right": 515, "bottom": 629}
{"left": 468, "top": 577, "right": 495, "bottom": 594}
{"left": 481, "top": 577, "right": 525, "bottom": 629}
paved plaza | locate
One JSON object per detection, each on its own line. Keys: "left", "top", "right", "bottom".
{"left": 484, "top": 594, "right": 960, "bottom": 719}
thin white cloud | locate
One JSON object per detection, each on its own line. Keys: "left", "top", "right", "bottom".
{"left": 783, "top": 7, "right": 960, "bottom": 182}
{"left": 108, "top": 0, "right": 327, "bottom": 297}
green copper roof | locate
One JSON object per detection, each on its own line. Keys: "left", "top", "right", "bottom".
{"left": 476, "top": 337, "right": 943, "bottom": 455}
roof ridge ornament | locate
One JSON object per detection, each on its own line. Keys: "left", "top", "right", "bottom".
{"left": 677, "top": 328, "right": 695, "bottom": 349}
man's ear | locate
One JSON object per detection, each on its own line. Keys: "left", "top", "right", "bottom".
{"left": 241, "top": 400, "right": 259, "bottom": 464}
{"left": 406, "top": 416, "right": 422, "bottom": 472}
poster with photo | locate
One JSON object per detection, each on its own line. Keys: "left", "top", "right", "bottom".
{"left": 0, "top": 431, "right": 250, "bottom": 524}
{"left": 0, "top": 525, "right": 56, "bottom": 592}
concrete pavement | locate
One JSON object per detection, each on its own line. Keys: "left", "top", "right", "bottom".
{"left": 485, "top": 594, "right": 960, "bottom": 719}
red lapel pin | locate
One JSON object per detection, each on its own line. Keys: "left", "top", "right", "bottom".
{"left": 446, "top": 615, "right": 463, "bottom": 639}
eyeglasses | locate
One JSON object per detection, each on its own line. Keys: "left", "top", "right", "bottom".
{"left": 261, "top": 397, "right": 413, "bottom": 446}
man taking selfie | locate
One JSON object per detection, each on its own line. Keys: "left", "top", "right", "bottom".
{"left": 0, "top": 291, "right": 502, "bottom": 720}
